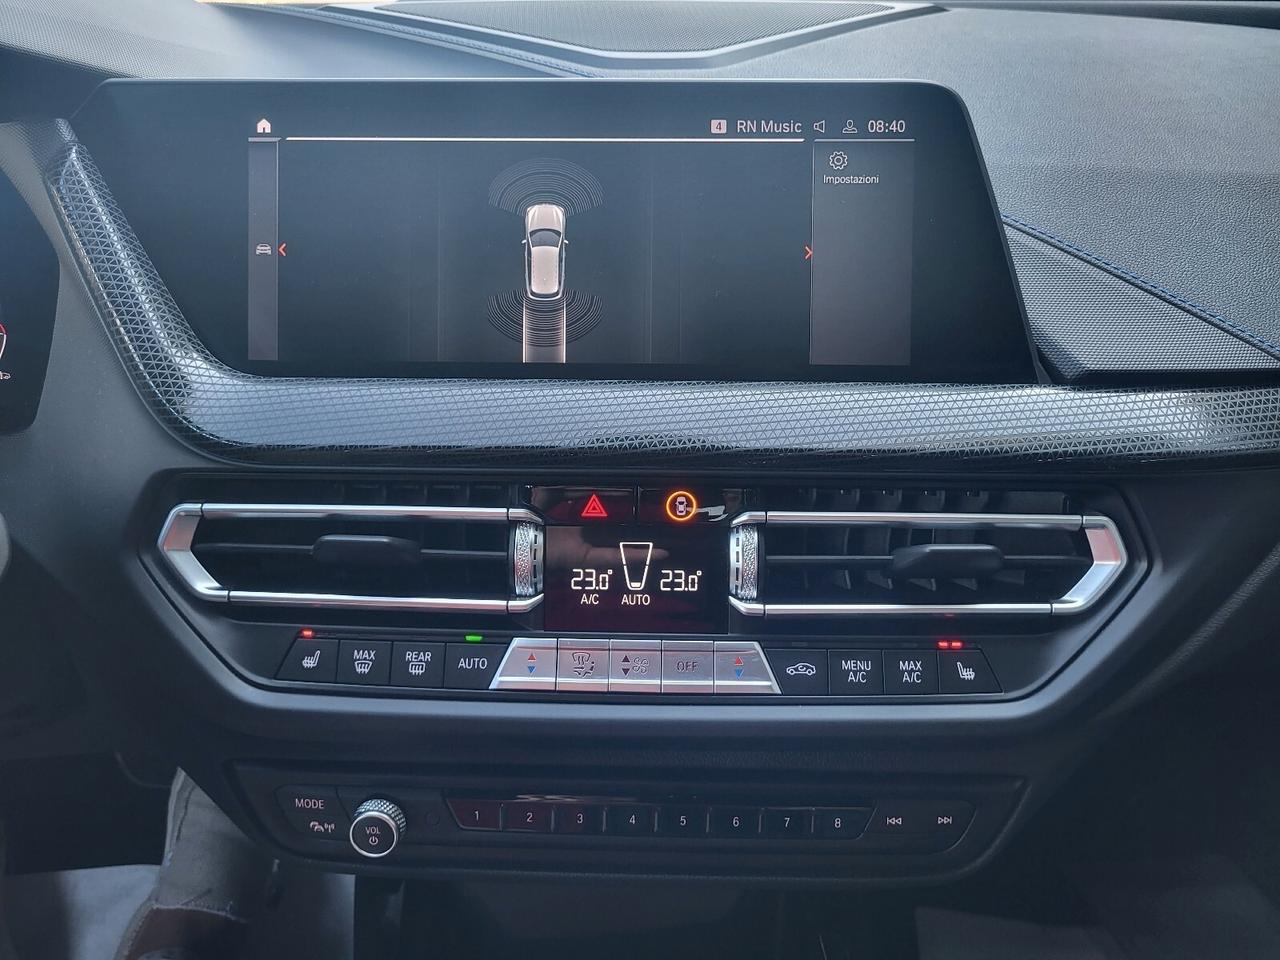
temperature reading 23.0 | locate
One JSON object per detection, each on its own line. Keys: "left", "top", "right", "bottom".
{"left": 659, "top": 568, "right": 702, "bottom": 592}
{"left": 544, "top": 524, "right": 726, "bottom": 632}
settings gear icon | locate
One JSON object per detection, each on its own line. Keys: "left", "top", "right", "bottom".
{"left": 828, "top": 150, "right": 849, "bottom": 171}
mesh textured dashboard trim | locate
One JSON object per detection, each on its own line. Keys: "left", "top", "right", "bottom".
{"left": 1005, "top": 226, "right": 1280, "bottom": 381}
{"left": 39, "top": 127, "right": 1280, "bottom": 470}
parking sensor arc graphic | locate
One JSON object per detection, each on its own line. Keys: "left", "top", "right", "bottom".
{"left": 488, "top": 158, "right": 604, "bottom": 217}
{"left": 485, "top": 290, "right": 604, "bottom": 346}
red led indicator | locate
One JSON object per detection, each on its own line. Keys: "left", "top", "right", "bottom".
{"left": 580, "top": 493, "right": 609, "bottom": 519}
{"left": 936, "top": 639, "right": 965, "bottom": 650}
{"left": 299, "top": 628, "right": 315, "bottom": 640}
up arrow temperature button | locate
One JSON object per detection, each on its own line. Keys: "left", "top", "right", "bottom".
{"left": 489, "top": 638, "right": 557, "bottom": 691}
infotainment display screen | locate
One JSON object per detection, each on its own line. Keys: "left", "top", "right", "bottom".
{"left": 74, "top": 80, "right": 1037, "bottom": 382}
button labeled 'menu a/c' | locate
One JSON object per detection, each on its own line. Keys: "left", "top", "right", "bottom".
{"left": 828, "top": 650, "right": 883, "bottom": 694}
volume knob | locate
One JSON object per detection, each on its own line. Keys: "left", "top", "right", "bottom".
{"left": 349, "top": 799, "right": 406, "bottom": 858}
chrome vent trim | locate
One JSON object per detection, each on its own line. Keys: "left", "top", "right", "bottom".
{"left": 728, "top": 523, "right": 759, "bottom": 601}
{"left": 511, "top": 520, "right": 544, "bottom": 599}
{"left": 728, "top": 510, "right": 1126, "bottom": 618}
{"left": 157, "top": 502, "right": 543, "bottom": 614}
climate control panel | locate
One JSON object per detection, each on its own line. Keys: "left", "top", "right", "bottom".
{"left": 276, "top": 632, "right": 1002, "bottom": 698}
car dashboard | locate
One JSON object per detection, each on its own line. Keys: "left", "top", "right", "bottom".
{"left": 1, "top": 0, "right": 1279, "bottom": 897}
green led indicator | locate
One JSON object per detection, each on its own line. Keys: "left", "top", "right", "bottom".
{"left": 465, "top": 634, "right": 484, "bottom": 643}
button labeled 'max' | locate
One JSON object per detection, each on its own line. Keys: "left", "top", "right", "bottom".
{"left": 338, "top": 640, "right": 391, "bottom": 685}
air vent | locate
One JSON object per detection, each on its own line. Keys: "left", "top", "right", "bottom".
{"left": 729, "top": 489, "right": 1125, "bottom": 617}
{"left": 158, "top": 500, "right": 543, "bottom": 614}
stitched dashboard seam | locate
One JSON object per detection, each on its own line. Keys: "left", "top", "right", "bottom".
{"left": 278, "top": 7, "right": 603, "bottom": 77}
{"left": 1002, "top": 214, "right": 1280, "bottom": 359}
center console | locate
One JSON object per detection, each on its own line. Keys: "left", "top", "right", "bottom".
{"left": 144, "top": 473, "right": 1138, "bottom": 879}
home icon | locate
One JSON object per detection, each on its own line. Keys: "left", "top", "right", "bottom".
{"left": 256, "top": 118, "right": 272, "bottom": 134}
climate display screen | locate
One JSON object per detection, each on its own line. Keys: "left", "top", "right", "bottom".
{"left": 73, "top": 80, "right": 1036, "bottom": 383}
{"left": 543, "top": 525, "right": 727, "bottom": 634}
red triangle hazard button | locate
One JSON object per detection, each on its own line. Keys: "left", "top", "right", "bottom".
{"left": 580, "top": 493, "right": 609, "bottom": 519}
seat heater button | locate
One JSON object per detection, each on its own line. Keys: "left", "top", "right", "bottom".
{"left": 661, "top": 640, "right": 714, "bottom": 694}
{"left": 444, "top": 643, "right": 505, "bottom": 690}
{"left": 609, "top": 640, "right": 662, "bottom": 693}
{"left": 277, "top": 638, "right": 338, "bottom": 683}
{"left": 489, "top": 638, "right": 557, "bottom": 691}
{"left": 938, "top": 651, "right": 1001, "bottom": 694}
{"left": 713, "top": 641, "right": 780, "bottom": 694}
{"left": 337, "top": 639, "right": 392, "bottom": 685}
{"left": 556, "top": 638, "right": 610, "bottom": 692}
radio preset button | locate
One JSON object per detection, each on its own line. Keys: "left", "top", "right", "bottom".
{"left": 504, "top": 802, "right": 553, "bottom": 833}
{"left": 660, "top": 640, "right": 714, "bottom": 694}
{"left": 606, "top": 805, "right": 656, "bottom": 835}
{"left": 448, "top": 799, "right": 502, "bottom": 831}
{"left": 556, "top": 638, "right": 609, "bottom": 692}
{"left": 609, "top": 640, "right": 661, "bottom": 693}
{"left": 490, "top": 638, "right": 557, "bottom": 691}
{"left": 710, "top": 807, "right": 762, "bottom": 838}
{"left": 763, "top": 808, "right": 814, "bottom": 838}
{"left": 553, "top": 804, "right": 604, "bottom": 835}
{"left": 657, "top": 805, "right": 709, "bottom": 837}
{"left": 815, "top": 807, "right": 871, "bottom": 838}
